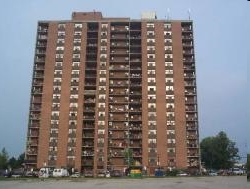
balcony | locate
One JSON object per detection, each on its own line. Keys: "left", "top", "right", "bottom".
{"left": 30, "top": 105, "right": 41, "bottom": 112}
{"left": 187, "top": 143, "right": 198, "bottom": 148}
{"left": 187, "top": 134, "right": 198, "bottom": 140}
{"left": 82, "top": 151, "right": 94, "bottom": 157}
{"left": 30, "top": 114, "right": 40, "bottom": 120}
{"left": 148, "top": 134, "right": 157, "bottom": 139}
{"left": 35, "top": 57, "right": 45, "bottom": 63}
{"left": 84, "top": 90, "right": 96, "bottom": 95}
{"left": 29, "top": 123, "right": 40, "bottom": 128}
{"left": 186, "top": 125, "right": 197, "bottom": 131}
{"left": 26, "top": 149, "right": 38, "bottom": 155}
{"left": 83, "top": 134, "right": 95, "bottom": 138}
{"left": 183, "top": 59, "right": 195, "bottom": 65}
{"left": 111, "top": 34, "right": 128, "bottom": 40}
{"left": 83, "top": 115, "right": 95, "bottom": 120}
{"left": 182, "top": 35, "right": 193, "bottom": 40}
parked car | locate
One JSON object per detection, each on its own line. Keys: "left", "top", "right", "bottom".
{"left": 231, "top": 168, "right": 244, "bottom": 175}
{"left": 110, "top": 170, "right": 123, "bottom": 177}
{"left": 38, "top": 167, "right": 53, "bottom": 178}
{"left": 52, "top": 168, "right": 69, "bottom": 177}
{"left": 208, "top": 170, "right": 218, "bottom": 176}
{"left": 176, "top": 170, "right": 188, "bottom": 176}
{"left": 84, "top": 170, "right": 93, "bottom": 177}
{"left": 0, "top": 169, "right": 12, "bottom": 177}
{"left": 97, "top": 170, "right": 107, "bottom": 177}
{"left": 71, "top": 172, "right": 81, "bottom": 178}
{"left": 11, "top": 169, "right": 25, "bottom": 178}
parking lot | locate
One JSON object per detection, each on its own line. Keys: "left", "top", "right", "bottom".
{"left": 0, "top": 176, "right": 248, "bottom": 189}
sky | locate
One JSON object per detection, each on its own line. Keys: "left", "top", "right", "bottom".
{"left": 0, "top": 0, "right": 249, "bottom": 161}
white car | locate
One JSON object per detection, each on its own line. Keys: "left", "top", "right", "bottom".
{"left": 38, "top": 167, "right": 51, "bottom": 178}
{"left": 232, "top": 168, "right": 244, "bottom": 175}
{"left": 52, "top": 168, "right": 69, "bottom": 177}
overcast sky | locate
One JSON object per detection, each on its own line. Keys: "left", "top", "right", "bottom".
{"left": 0, "top": 0, "right": 249, "bottom": 161}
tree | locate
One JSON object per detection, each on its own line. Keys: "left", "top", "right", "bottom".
{"left": 247, "top": 154, "right": 250, "bottom": 171}
{"left": 0, "top": 148, "right": 9, "bottom": 169}
{"left": 8, "top": 153, "right": 25, "bottom": 169}
{"left": 200, "top": 131, "right": 239, "bottom": 170}
{"left": 124, "top": 148, "right": 134, "bottom": 167}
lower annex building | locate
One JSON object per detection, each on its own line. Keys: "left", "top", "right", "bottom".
{"left": 25, "top": 11, "right": 200, "bottom": 175}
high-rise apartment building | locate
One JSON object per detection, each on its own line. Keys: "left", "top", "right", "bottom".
{"left": 25, "top": 12, "right": 200, "bottom": 175}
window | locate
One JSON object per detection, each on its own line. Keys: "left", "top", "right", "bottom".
{"left": 58, "top": 31, "right": 65, "bottom": 36}
{"left": 168, "top": 139, "right": 176, "bottom": 144}
{"left": 148, "top": 70, "right": 155, "bottom": 75}
{"left": 147, "top": 39, "right": 155, "bottom": 43}
{"left": 148, "top": 103, "right": 156, "bottom": 108}
{"left": 146, "top": 23, "right": 155, "bottom": 28}
{"left": 148, "top": 139, "right": 157, "bottom": 143}
{"left": 165, "top": 78, "right": 174, "bottom": 83}
{"left": 168, "top": 148, "right": 175, "bottom": 153}
{"left": 99, "top": 112, "right": 105, "bottom": 117}
{"left": 74, "top": 23, "right": 82, "bottom": 28}
{"left": 148, "top": 78, "right": 155, "bottom": 83}
{"left": 99, "top": 70, "right": 106, "bottom": 75}
{"left": 98, "top": 121, "right": 105, "bottom": 125}
{"left": 55, "top": 54, "right": 64, "bottom": 58}
{"left": 165, "top": 70, "right": 173, "bottom": 74}
{"left": 56, "top": 46, "right": 64, "bottom": 51}
{"left": 164, "top": 23, "right": 171, "bottom": 29}
{"left": 165, "top": 62, "right": 173, "bottom": 67}
{"left": 147, "top": 46, "right": 155, "bottom": 50}
{"left": 165, "top": 46, "right": 172, "bottom": 51}
{"left": 164, "top": 31, "right": 172, "bottom": 36}
{"left": 71, "top": 70, "right": 80, "bottom": 75}
{"left": 148, "top": 86, "right": 156, "bottom": 91}
{"left": 101, "top": 23, "right": 108, "bottom": 28}
{"left": 72, "top": 54, "right": 80, "bottom": 59}
{"left": 148, "top": 112, "right": 156, "bottom": 117}
{"left": 166, "top": 103, "right": 174, "bottom": 108}
{"left": 70, "top": 86, "right": 78, "bottom": 91}
{"left": 53, "top": 94, "right": 61, "bottom": 99}
{"left": 164, "top": 39, "right": 172, "bottom": 43}
{"left": 166, "top": 86, "right": 174, "bottom": 91}
{"left": 58, "top": 23, "right": 65, "bottom": 29}
{"left": 70, "top": 94, "right": 78, "bottom": 99}
{"left": 51, "top": 120, "right": 59, "bottom": 125}
{"left": 166, "top": 95, "right": 174, "bottom": 99}
{"left": 148, "top": 62, "right": 155, "bottom": 67}
{"left": 165, "top": 54, "right": 173, "bottom": 59}
{"left": 167, "top": 112, "right": 175, "bottom": 117}
{"left": 147, "top": 54, "right": 155, "bottom": 59}
{"left": 147, "top": 31, "right": 155, "bottom": 35}
{"left": 98, "top": 103, "right": 105, "bottom": 108}
{"left": 54, "top": 70, "right": 62, "bottom": 75}
{"left": 72, "top": 62, "right": 80, "bottom": 67}
{"left": 167, "top": 130, "right": 175, "bottom": 135}
{"left": 74, "top": 31, "right": 81, "bottom": 36}
{"left": 101, "top": 39, "right": 107, "bottom": 43}
{"left": 53, "top": 86, "right": 61, "bottom": 91}
{"left": 55, "top": 62, "right": 63, "bottom": 66}
{"left": 57, "top": 38, "right": 65, "bottom": 44}
{"left": 70, "top": 103, "right": 78, "bottom": 108}
{"left": 73, "top": 38, "right": 81, "bottom": 43}
{"left": 73, "top": 46, "right": 81, "bottom": 51}
{"left": 51, "top": 111, "right": 59, "bottom": 116}
{"left": 99, "top": 94, "right": 106, "bottom": 100}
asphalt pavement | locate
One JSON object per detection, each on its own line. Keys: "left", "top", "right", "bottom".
{"left": 0, "top": 176, "right": 247, "bottom": 189}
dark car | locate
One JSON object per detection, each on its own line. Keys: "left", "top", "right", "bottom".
{"left": 247, "top": 171, "right": 250, "bottom": 179}
{"left": 110, "top": 170, "right": 123, "bottom": 177}
{"left": 84, "top": 170, "right": 93, "bottom": 177}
